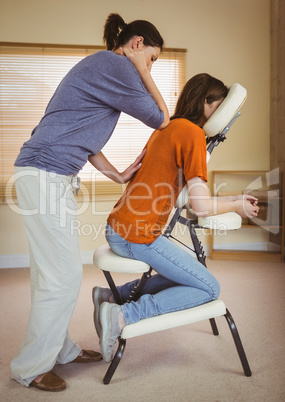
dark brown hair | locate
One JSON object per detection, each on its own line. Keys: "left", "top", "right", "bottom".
{"left": 103, "top": 13, "right": 164, "bottom": 51}
{"left": 171, "top": 73, "right": 229, "bottom": 127}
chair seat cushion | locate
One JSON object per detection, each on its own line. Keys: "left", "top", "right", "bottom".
{"left": 121, "top": 299, "right": 226, "bottom": 339}
{"left": 93, "top": 244, "right": 150, "bottom": 273}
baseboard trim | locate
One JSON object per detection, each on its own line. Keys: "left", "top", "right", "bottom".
{"left": 0, "top": 250, "right": 94, "bottom": 269}
{"left": 0, "top": 254, "right": 30, "bottom": 269}
{"left": 213, "top": 241, "right": 280, "bottom": 252}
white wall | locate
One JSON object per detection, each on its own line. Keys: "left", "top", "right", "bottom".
{"left": 0, "top": 0, "right": 270, "bottom": 266}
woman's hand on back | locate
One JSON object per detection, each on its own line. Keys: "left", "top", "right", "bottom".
{"left": 119, "top": 148, "right": 146, "bottom": 183}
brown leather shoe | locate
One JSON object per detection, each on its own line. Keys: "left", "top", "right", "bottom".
{"left": 72, "top": 349, "right": 102, "bottom": 363}
{"left": 30, "top": 371, "right": 66, "bottom": 392}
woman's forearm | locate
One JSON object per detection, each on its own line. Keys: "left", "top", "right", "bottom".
{"left": 122, "top": 47, "right": 170, "bottom": 129}
{"left": 187, "top": 177, "right": 259, "bottom": 219}
{"left": 88, "top": 152, "right": 122, "bottom": 183}
{"left": 89, "top": 149, "right": 146, "bottom": 184}
{"left": 138, "top": 68, "right": 170, "bottom": 129}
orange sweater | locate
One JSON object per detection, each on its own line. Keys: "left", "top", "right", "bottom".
{"left": 107, "top": 118, "right": 208, "bottom": 243}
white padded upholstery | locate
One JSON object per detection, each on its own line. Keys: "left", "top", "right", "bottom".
{"left": 203, "top": 83, "right": 247, "bottom": 137}
{"left": 174, "top": 186, "right": 242, "bottom": 230}
{"left": 175, "top": 185, "right": 189, "bottom": 208}
{"left": 186, "top": 209, "right": 242, "bottom": 230}
{"left": 198, "top": 212, "right": 242, "bottom": 230}
{"left": 93, "top": 245, "right": 227, "bottom": 337}
{"left": 93, "top": 243, "right": 150, "bottom": 273}
{"left": 121, "top": 299, "right": 226, "bottom": 339}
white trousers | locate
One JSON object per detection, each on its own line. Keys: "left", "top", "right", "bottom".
{"left": 10, "top": 167, "right": 83, "bottom": 386}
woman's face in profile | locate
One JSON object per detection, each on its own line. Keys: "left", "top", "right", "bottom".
{"left": 140, "top": 45, "right": 160, "bottom": 71}
{"left": 204, "top": 98, "right": 224, "bottom": 120}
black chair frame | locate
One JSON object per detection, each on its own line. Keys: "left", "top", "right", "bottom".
{"left": 101, "top": 115, "right": 252, "bottom": 383}
{"left": 102, "top": 205, "right": 252, "bottom": 384}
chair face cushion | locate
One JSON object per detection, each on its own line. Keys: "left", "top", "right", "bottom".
{"left": 203, "top": 83, "right": 247, "bottom": 137}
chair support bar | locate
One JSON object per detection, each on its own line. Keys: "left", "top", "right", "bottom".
{"left": 103, "top": 270, "right": 123, "bottom": 305}
{"left": 224, "top": 309, "right": 252, "bottom": 377}
{"left": 206, "top": 111, "right": 241, "bottom": 155}
{"left": 103, "top": 338, "right": 127, "bottom": 384}
{"left": 127, "top": 268, "right": 153, "bottom": 303}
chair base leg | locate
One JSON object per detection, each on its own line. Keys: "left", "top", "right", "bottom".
{"left": 102, "top": 310, "right": 252, "bottom": 384}
{"left": 103, "top": 270, "right": 123, "bottom": 305}
{"left": 209, "top": 318, "right": 219, "bottom": 335}
{"left": 224, "top": 309, "right": 252, "bottom": 377}
{"left": 103, "top": 337, "right": 126, "bottom": 384}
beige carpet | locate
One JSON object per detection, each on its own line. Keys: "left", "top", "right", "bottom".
{"left": 0, "top": 259, "right": 284, "bottom": 402}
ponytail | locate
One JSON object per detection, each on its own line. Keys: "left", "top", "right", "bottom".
{"left": 103, "top": 13, "right": 164, "bottom": 51}
{"left": 103, "top": 14, "right": 126, "bottom": 51}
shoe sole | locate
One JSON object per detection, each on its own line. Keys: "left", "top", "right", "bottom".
{"left": 99, "top": 303, "right": 112, "bottom": 363}
{"left": 92, "top": 287, "right": 101, "bottom": 338}
{"left": 100, "top": 303, "right": 122, "bottom": 363}
{"left": 30, "top": 381, "right": 66, "bottom": 392}
{"left": 30, "top": 371, "right": 66, "bottom": 392}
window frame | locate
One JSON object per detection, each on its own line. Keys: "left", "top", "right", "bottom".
{"left": 0, "top": 42, "right": 186, "bottom": 203}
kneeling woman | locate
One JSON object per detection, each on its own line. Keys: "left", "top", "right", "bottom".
{"left": 93, "top": 73, "right": 259, "bottom": 362}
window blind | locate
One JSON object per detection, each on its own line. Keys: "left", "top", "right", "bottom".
{"left": 0, "top": 43, "right": 186, "bottom": 203}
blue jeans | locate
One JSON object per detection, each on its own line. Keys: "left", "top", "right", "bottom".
{"left": 105, "top": 223, "right": 220, "bottom": 325}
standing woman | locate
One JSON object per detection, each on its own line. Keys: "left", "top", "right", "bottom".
{"left": 11, "top": 13, "right": 169, "bottom": 392}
